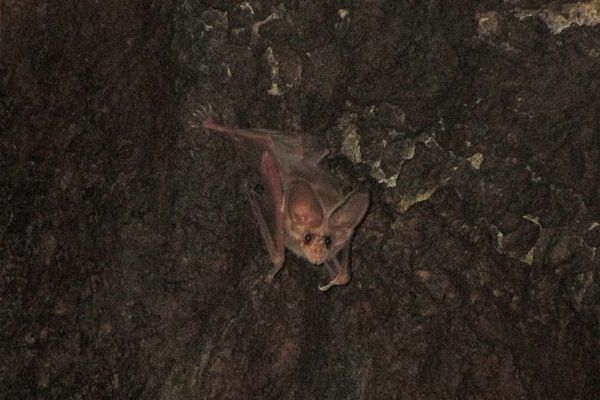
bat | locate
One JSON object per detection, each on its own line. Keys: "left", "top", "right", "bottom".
{"left": 193, "top": 109, "right": 370, "bottom": 291}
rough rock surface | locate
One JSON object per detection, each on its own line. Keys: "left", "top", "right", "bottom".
{"left": 1, "top": 1, "right": 599, "bottom": 399}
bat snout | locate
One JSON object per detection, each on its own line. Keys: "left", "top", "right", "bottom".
{"left": 309, "top": 257, "right": 326, "bottom": 266}
{"left": 306, "top": 248, "right": 327, "bottom": 265}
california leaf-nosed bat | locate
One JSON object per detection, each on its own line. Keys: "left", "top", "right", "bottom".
{"left": 193, "top": 109, "right": 369, "bottom": 291}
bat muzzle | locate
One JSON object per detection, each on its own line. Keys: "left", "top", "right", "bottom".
{"left": 307, "top": 253, "right": 327, "bottom": 266}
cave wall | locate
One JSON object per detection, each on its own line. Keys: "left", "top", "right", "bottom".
{"left": 1, "top": 1, "right": 599, "bottom": 399}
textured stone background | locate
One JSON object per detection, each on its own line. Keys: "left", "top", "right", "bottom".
{"left": 1, "top": 1, "right": 599, "bottom": 399}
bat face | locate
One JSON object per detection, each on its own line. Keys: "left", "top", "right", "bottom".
{"left": 286, "top": 182, "right": 370, "bottom": 267}
{"left": 298, "top": 232, "right": 330, "bottom": 265}
{"left": 294, "top": 227, "right": 351, "bottom": 266}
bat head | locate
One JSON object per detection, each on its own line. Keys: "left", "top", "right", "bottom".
{"left": 288, "top": 181, "right": 370, "bottom": 265}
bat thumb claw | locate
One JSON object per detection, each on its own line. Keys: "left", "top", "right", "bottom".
{"left": 318, "top": 281, "right": 335, "bottom": 292}
{"left": 319, "top": 273, "right": 350, "bottom": 292}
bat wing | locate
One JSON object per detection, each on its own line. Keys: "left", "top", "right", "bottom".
{"left": 202, "top": 119, "right": 292, "bottom": 274}
{"left": 202, "top": 118, "right": 327, "bottom": 167}
{"left": 238, "top": 128, "right": 328, "bottom": 168}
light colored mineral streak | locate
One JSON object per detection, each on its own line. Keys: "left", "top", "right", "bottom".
{"left": 514, "top": 0, "right": 600, "bottom": 34}
{"left": 467, "top": 152, "right": 484, "bottom": 170}
{"left": 395, "top": 187, "right": 438, "bottom": 214}
{"left": 265, "top": 47, "right": 282, "bottom": 96}
{"left": 338, "top": 114, "right": 362, "bottom": 164}
{"left": 251, "top": 4, "right": 285, "bottom": 36}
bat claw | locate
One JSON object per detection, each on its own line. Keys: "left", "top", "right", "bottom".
{"left": 266, "top": 262, "right": 284, "bottom": 283}
{"left": 189, "top": 104, "right": 217, "bottom": 129}
{"left": 318, "top": 273, "right": 350, "bottom": 292}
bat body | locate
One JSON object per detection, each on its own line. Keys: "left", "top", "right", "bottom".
{"left": 200, "top": 115, "right": 369, "bottom": 291}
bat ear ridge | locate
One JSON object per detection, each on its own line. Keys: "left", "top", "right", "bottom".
{"left": 329, "top": 190, "right": 370, "bottom": 232}
{"left": 288, "top": 180, "right": 324, "bottom": 228}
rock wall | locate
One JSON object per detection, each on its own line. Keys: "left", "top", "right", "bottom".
{"left": 1, "top": 1, "right": 598, "bottom": 399}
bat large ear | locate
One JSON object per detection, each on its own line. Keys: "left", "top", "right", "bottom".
{"left": 329, "top": 191, "right": 370, "bottom": 234}
{"left": 288, "top": 181, "right": 324, "bottom": 228}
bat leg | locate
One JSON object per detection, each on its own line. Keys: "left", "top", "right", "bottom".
{"left": 319, "top": 244, "right": 351, "bottom": 292}
{"left": 261, "top": 151, "right": 286, "bottom": 281}
{"left": 245, "top": 151, "right": 286, "bottom": 282}
{"left": 245, "top": 183, "right": 285, "bottom": 280}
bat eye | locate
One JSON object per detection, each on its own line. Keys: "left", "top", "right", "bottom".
{"left": 304, "top": 233, "right": 313, "bottom": 243}
{"left": 324, "top": 236, "right": 332, "bottom": 249}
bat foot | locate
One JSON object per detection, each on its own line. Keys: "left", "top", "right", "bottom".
{"left": 318, "top": 273, "right": 350, "bottom": 292}
{"left": 190, "top": 104, "right": 217, "bottom": 129}
{"left": 266, "top": 261, "right": 284, "bottom": 283}
{"left": 265, "top": 273, "right": 276, "bottom": 284}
